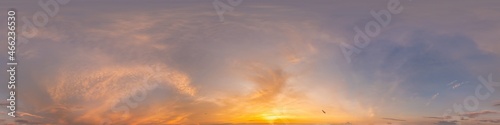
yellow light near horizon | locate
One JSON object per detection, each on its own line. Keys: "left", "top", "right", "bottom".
{"left": 261, "top": 113, "right": 294, "bottom": 123}
{"left": 262, "top": 114, "right": 281, "bottom": 121}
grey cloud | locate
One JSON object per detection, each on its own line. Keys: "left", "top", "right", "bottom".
{"left": 494, "top": 102, "right": 500, "bottom": 107}
{"left": 435, "top": 121, "right": 457, "bottom": 125}
{"left": 14, "top": 119, "right": 45, "bottom": 125}
{"left": 476, "top": 119, "right": 500, "bottom": 123}
{"left": 460, "top": 110, "right": 498, "bottom": 118}
{"left": 425, "top": 116, "right": 469, "bottom": 121}
{"left": 382, "top": 118, "right": 406, "bottom": 121}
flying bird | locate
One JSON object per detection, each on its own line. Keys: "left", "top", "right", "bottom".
{"left": 322, "top": 110, "right": 326, "bottom": 114}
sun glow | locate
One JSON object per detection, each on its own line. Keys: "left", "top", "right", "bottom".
{"left": 262, "top": 114, "right": 282, "bottom": 121}
{"left": 260, "top": 109, "right": 294, "bottom": 123}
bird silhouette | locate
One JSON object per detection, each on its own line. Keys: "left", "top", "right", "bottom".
{"left": 322, "top": 110, "right": 326, "bottom": 114}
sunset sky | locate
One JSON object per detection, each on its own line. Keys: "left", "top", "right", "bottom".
{"left": 1, "top": 0, "right": 500, "bottom": 125}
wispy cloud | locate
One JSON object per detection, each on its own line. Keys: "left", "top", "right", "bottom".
{"left": 476, "top": 119, "right": 500, "bottom": 123}
{"left": 494, "top": 101, "right": 500, "bottom": 107}
{"left": 17, "top": 112, "right": 44, "bottom": 119}
{"left": 447, "top": 81, "right": 467, "bottom": 90}
{"left": 435, "top": 120, "right": 457, "bottom": 125}
{"left": 459, "top": 110, "right": 498, "bottom": 118}
{"left": 426, "top": 93, "right": 440, "bottom": 106}
{"left": 14, "top": 119, "right": 46, "bottom": 125}
{"left": 425, "top": 116, "right": 446, "bottom": 120}
{"left": 382, "top": 117, "right": 406, "bottom": 122}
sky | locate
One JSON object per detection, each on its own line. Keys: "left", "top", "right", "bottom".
{"left": 0, "top": 0, "right": 500, "bottom": 125}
